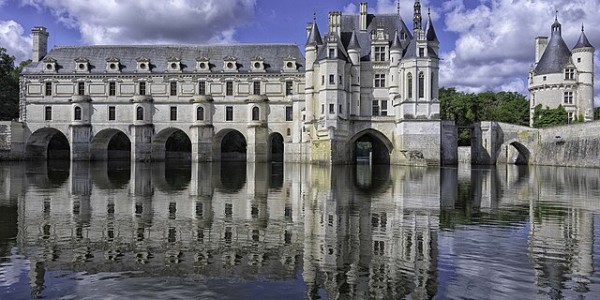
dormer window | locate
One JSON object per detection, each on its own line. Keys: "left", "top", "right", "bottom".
{"left": 167, "top": 57, "right": 182, "bottom": 72}
{"left": 106, "top": 57, "right": 121, "bottom": 73}
{"left": 374, "top": 46, "right": 386, "bottom": 61}
{"left": 136, "top": 56, "right": 151, "bottom": 73}
{"left": 251, "top": 55, "right": 265, "bottom": 72}
{"left": 223, "top": 56, "right": 238, "bottom": 72}
{"left": 74, "top": 57, "right": 90, "bottom": 73}
{"left": 196, "top": 56, "right": 211, "bottom": 72}
{"left": 328, "top": 48, "right": 336, "bottom": 59}
{"left": 564, "top": 68, "right": 575, "bottom": 80}
{"left": 283, "top": 55, "right": 298, "bottom": 73}
{"left": 43, "top": 57, "right": 57, "bottom": 73}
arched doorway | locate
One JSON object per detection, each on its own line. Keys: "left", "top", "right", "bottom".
{"left": 90, "top": 129, "right": 131, "bottom": 161}
{"left": 26, "top": 128, "right": 70, "bottom": 160}
{"left": 219, "top": 130, "right": 247, "bottom": 162}
{"left": 153, "top": 128, "right": 192, "bottom": 161}
{"left": 269, "top": 133, "right": 284, "bottom": 162}
{"left": 350, "top": 130, "right": 392, "bottom": 165}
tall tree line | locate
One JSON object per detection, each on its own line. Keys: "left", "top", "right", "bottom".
{"left": 0, "top": 48, "right": 30, "bottom": 121}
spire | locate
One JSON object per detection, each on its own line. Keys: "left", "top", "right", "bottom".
{"left": 551, "top": 10, "right": 561, "bottom": 35}
{"left": 425, "top": 7, "right": 438, "bottom": 42}
{"left": 390, "top": 31, "right": 402, "bottom": 50}
{"left": 534, "top": 15, "right": 572, "bottom": 75}
{"left": 397, "top": 0, "right": 400, "bottom": 16}
{"left": 413, "top": 0, "right": 422, "bottom": 31}
{"left": 347, "top": 30, "right": 361, "bottom": 50}
{"left": 573, "top": 24, "right": 594, "bottom": 49}
{"left": 306, "top": 17, "right": 323, "bottom": 46}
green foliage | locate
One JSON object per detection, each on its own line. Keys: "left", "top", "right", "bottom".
{"left": 532, "top": 104, "right": 568, "bottom": 128}
{"left": 440, "top": 87, "right": 530, "bottom": 145}
{"left": 0, "top": 48, "right": 30, "bottom": 121}
{"left": 595, "top": 108, "right": 600, "bottom": 120}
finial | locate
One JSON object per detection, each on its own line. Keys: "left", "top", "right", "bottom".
{"left": 428, "top": 7, "right": 431, "bottom": 17}
{"left": 313, "top": 10, "right": 316, "bottom": 21}
{"left": 555, "top": 10, "right": 558, "bottom": 21}
{"left": 582, "top": 23, "right": 585, "bottom": 32}
{"left": 397, "top": 0, "right": 400, "bottom": 16}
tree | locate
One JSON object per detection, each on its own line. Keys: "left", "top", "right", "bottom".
{"left": 0, "top": 48, "right": 31, "bottom": 121}
{"left": 532, "top": 104, "right": 568, "bottom": 128}
{"left": 595, "top": 107, "right": 600, "bottom": 120}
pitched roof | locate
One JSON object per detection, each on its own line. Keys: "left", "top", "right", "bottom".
{"left": 534, "top": 22, "right": 572, "bottom": 75}
{"left": 340, "top": 14, "right": 412, "bottom": 60}
{"left": 23, "top": 44, "right": 305, "bottom": 74}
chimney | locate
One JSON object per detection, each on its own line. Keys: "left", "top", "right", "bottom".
{"left": 360, "top": 2, "right": 368, "bottom": 31}
{"left": 32, "top": 26, "right": 49, "bottom": 62}
{"left": 535, "top": 36, "right": 548, "bottom": 64}
{"left": 328, "top": 11, "right": 342, "bottom": 37}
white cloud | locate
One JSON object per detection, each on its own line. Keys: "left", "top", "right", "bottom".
{"left": 0, "top": 20, "right": 33, "bottom": 63}
{"left": 343, "top": 3, "right": 357, "bottom": 14}
{"left": 20, "top": 0, "right": 257, "bottom": 45}
{"left": 439, "top": 0, "right": 600, "bottom": 104}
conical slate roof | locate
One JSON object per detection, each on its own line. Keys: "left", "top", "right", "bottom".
{"left": 390, "top": 31, "right": 402, "bottom": 50}
{"left": 425, "top": 11, "right": 438, "bottom": 42}
{"left": 306, "top": 21, "right": 323, "bottom": 46}
{"left": 347, "top": 31, "right": 360, "bottom": 50}
{"left": 534, "top": 19, "right": 572, "bottom": 75}
{"left": 573, "top": 27, "right": 594, "bottom": 49}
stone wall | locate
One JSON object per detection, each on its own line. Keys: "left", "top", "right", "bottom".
{"left": 531, "top": 121, "right": 600, "bottom": 168}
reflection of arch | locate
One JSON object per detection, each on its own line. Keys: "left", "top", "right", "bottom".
{"left": 152, "top": 162, "right": 191, "bottom": 192}
{"left": 90, "top": 129, "right": 131, "bottom": 161}
{"left": 25, "top": 160, "right": 70, "bottom": 189}
{"left": 215, "top": 162, "right": 247, "bottom": 193}
{"left": 26, "top": 128, "right": 70, "bottom": 160}
{"left": 499, "top": 140, "right": 531, "bottom": 165}
{"left": 152, "top": 128, "right": 192, "bottom": 161}
{"left": 214, "top": 129, "right": 247, "bottom": 161}
{"left": 269, "top": 133, "right": 284, "bottom": 162}
{"left": 349, "top": 129, "right": 393, "bottom": 165}
{"left": 353, "top": 163, "right": 391, "bottom": 194}
{"left": 90, "top": 161, "right": 131, "bottom": 189}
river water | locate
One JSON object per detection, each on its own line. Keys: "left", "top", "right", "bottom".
{"left": 0, "top": 161, "right": 599, "bottom": 299}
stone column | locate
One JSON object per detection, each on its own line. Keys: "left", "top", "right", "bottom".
{"left": 70, "top": 124, "right": 91, "bottom": 160}
{"left": 131, "top": 125, "right": 153, "bottom": 162}
{"left": 190, "top": 125, "right": 214, "bottom": 162}
{"left": 246, "top": 124, "right": 269, "bottom": 162}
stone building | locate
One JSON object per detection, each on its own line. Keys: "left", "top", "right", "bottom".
{"left": 16, "top": 1, "right": 453, "bottom": 165}
{"left": 529, "top": 15, "right": 595, "bottom": 126}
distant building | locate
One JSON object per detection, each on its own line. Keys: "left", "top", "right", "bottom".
{"left": 18, "top": 1, "right": 453, "bottom": 165}
{"left": 529, "top": 15, "right": 595, "bottom": 126}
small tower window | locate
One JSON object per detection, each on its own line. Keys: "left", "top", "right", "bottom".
{"left": 285, "top": 81, "right": 293, "bottom": 95}
{"left": 419, "top": 48, "right": 425, "bottom": 57}
{"left": 45, "top": 106, "right": 52, "bottom": 121}
{"left": 170, "top": 106, "right": 177, "bottom": 121}
{"left": 77, "top": 82, "right": 85, "bottom": 96}
{"left": 45, "top": 82, "right": 52, "bottom": 96}
{"left": 253, "top": 81, "right": 261, "bottom": 95}
{"left": 198, "top": 81, "right": 206, "bottom": 95}
{"left": 418, "top": 72, "right": 425, "bottom": 98}
{"left": 563, "top": 91, "right": 573, "bottom": 104}
{"left": 170, "top": 81, "right": 177, "bottom": 96}
{"left": 328, "top": 48, "right": 336, "bottom": 58}
{"left": 329, "top": 104, "right": 335, "bottom": 114}
{"left": 252, "top": 106, "right": 260, "bottom": 121}
{"left": 564, "top": 68, "right": 575, "bottom": 80}
{"left": 109, "top": 82, "right": 116, "bottom": 96}
{"left": 226, "top": 106, "right": 233, "bottom": 121}
{"left": 74, "top": 106, "right": 82, "bottom": 121}
{"left": 226, "top": 82, "right": 233, "bottom": 96}
{"left": 136, "top": 106, "right": 144, "bottom": 121}
{"left": 108, "top": 106, "right": 116, "bottom": 121}
{"left": 285, "top": 106, "right": 293, "bottom": 121}
{"left": 139, "top": 82, "right": 146, "bottom": 95}
{"left": 196, "top": 106, "right": 205, "bottom": 121}
{"left": 329, "top": 75, "right": 335, "bottom": 84}
{"left": 407, "top": 73, "right": 413, "bottom": 99}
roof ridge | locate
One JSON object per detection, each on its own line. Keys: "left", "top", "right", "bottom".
{"left": 53, "top": 43, "right": 300, "bottom": 49}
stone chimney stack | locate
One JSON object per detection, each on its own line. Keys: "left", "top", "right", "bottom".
{"left": 535, "top": 36, "right": 548, "bottom": 64}
{"left": 32, "top": 26, "right": 49, "bottom": 62}
{"left": 360, "top": 2, "right": 368, "bottom": 31}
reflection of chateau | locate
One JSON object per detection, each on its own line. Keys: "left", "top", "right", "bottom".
{"left": 4, "top": 162, "right": 441, "bottom": 299}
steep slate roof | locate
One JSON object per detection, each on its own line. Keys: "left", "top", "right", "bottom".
{"left": 306, "top": 21, "right": 324, "bottom": 46}
{"left": 534, "top": 20, "right": 572, "bottom": 75}
{"left": 425, "top": 13, "right": 438, "bottom": 42}
{"left": 347, "top": 31, "right": 361, "bottom": 50}
{"left": 402, "top": 38, "right": 439, "bottom": 59}
{"left": 339, "top": 14, "right": 412, "bottom": 61}
{"left": 23, "top": 44, "right": 305, "bottom": 74}
{"left": 573, "top": 28, "right": 594, "bottom": 49}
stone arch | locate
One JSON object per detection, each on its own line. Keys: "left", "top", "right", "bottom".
{"left": 90, "top": 129, "right": 131, "bottom": 161}
{"left": 152, "top": 128, "right": 192, "bottom": 161}
{"left": 349, "top": 129, "right": 393, "bottom": 165}
{"left": 25, "top": 128, "right": 70, "bottom": 160}
{"left": 269, "top": 132, "right": 284, "bottom": 162}
{"left": 214, "top": 129, "right": 247, "bottom": 161}
{"left": 498, "top": 139, "right": 531, "bottom": 165}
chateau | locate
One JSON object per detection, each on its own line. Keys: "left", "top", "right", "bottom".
{"left": 529, "top": 16, "right": 595, "bottom": 125}
{"left": 15, "top": 1, "right": 454, "bottom": 165}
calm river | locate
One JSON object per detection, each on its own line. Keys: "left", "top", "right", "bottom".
{"left": 0, "top": 161, "right": 599, "bottom": 299}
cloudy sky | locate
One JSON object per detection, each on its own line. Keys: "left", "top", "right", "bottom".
{"left": 1, "top": 0, "right": 599, "bottom": 103}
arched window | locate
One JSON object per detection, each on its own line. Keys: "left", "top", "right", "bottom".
{"left": 418, "top": 72, "right": 425, "bottom": 99}
{"left": 74, "top": 106, "right": 82, "bottom": 121}
{"left": 407, "top": 73, "right": 413, "bottom": 99}
{"left": 252, "top": 106, "right": 260, "bottom": 121}
{"left": 431, "top": 72, "right": 435, "bottom": 99}
{"left": 136, "top": 106, "right": 144, "bottom": 121}
{"left": 197, "top": 106, "right": 205, "bottom": 121}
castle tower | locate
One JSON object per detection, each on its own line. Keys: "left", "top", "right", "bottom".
{"left": 572, "top": 25, "right": 595, "bottom": 121}
{"left": 32, "top": 26, "right": 49, "bottom": 62}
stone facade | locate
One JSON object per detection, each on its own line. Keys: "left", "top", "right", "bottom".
{"left": 529, "top": 17, "right": 595, "bottom": 125}
{"left": 16, "top": 1, "right": 452, "bottom": 165}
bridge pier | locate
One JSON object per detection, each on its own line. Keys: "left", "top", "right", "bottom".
{"left": 70, "top": 125, "right": 92, "bottom": 161}
{"left": 246, "top": 125, "right": 269, "bottom": 163}
{"left": 190, "top": 125, "right": 214, "bottom": 162}
{"left": 131, "top": 125, "right": 153, "bottom": 162}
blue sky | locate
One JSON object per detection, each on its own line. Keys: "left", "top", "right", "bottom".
{"left": 1, "top": 0, "right": 599, "bottom": 102}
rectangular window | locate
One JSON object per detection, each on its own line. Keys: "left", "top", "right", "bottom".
{"left": 253, "top": 81, "right": 260, "bottom": 95}
{"left": 321, "top": 104, "right": 324, "bottom": 114}
{"left": 372, "top": 100, "right": 380, "bottom": 116}
{"left": 328, "top": 48, "right": 335, "bottom": 58}
{"left": 109, "top": 82, "right": 116, "bottom": 96}
{"left": 329, "top": 75, "right": 335, "bottom": 84}
{"left": 170, "top": 106, "right": 177, "bottom": 121}
{"left": 226, "top": 81, "right": 233, "bottom": 96}
{"left": 564, "top": 91, "right": 573, "bottom": 104}
{"left": 285, "top": 81, "right": 293, "bottom": 95}
{"left": 321, "top": 76, "right": 325, "bottom": 85}
{"left": 564, "top": 68, "right": 575, "bottom": 80}
{"left": 374, "top": 46, "right": 386, "bottom": 61}
{"left": 568, "top": 112, "right": 575, "bottom": 123}
{"left": 419, "top": 47, "right": 425, "bottom": 57}
{"left": 381, "top": 100, "right": 388, "bottom": 116}
{"left": 226, "top": 106, "right": 233, "bottom": 121}
{"left": 139, "top": 81, "right": 146, "bottom": 95}
{"left": 329, "top": 103, "right": 335, "bottom": 114}
{"left": 108, "top": 106, "right": 116, "bottom": 121}
{"left": 285, "top": 106, "right": 293, "bottom": 121}
{"left": 198, "top": 81, "right": 206, "bottom": 95}
{"left": 45, "top": 82, "right": 52, "bottom": 96}
{"left": 77, "top": 82, "right": 85, "bottom": 96}
{"left": 170, "top": 81, "right": 177, "bottom": 96}
{"left": 44, "top": 107, "right": 52, "bottom": 121}
{"left": 374, "top": 74, "right": 386, "bottom": 88}
{"left": 339, "top": 75, "right": 342, "bottom": 85}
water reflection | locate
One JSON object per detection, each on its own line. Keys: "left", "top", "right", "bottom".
{"left": 0, "top": 162, "right": 599, "bottom": 299}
